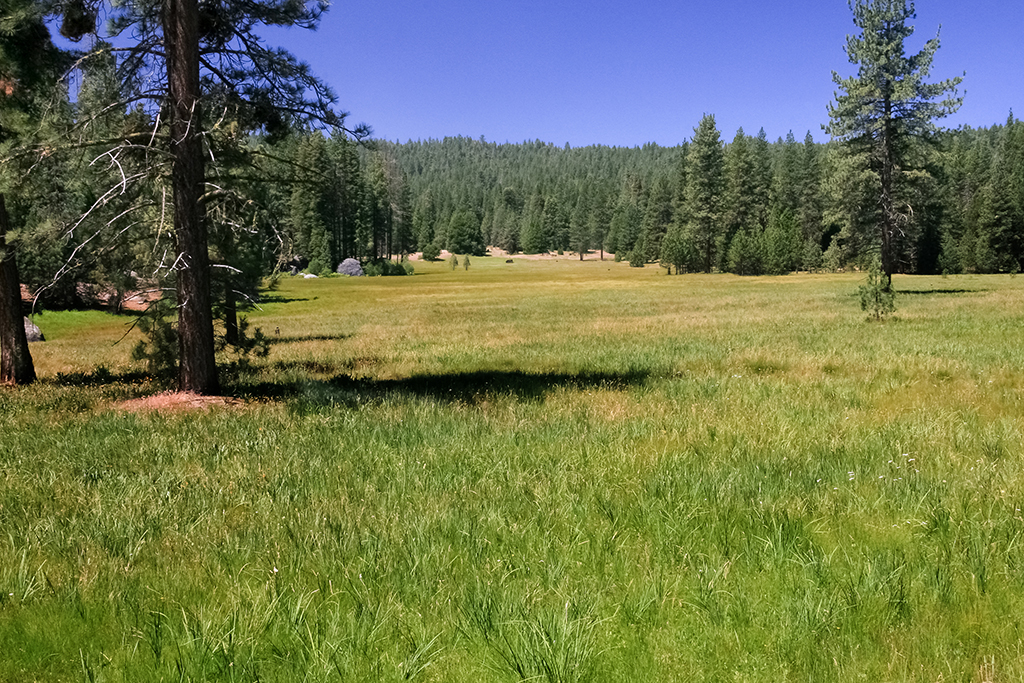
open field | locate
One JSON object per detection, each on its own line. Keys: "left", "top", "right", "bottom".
{"left": 3, "top": 257, "right": 1024, "bottom": 682}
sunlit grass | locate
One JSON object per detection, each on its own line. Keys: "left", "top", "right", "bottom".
{"left": 3, "top": 259, "right": 1024, "bottom": 681}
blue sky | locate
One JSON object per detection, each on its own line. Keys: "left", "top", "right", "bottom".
{"left": 267, "top": 0, "right": 1021, "bottom": 147}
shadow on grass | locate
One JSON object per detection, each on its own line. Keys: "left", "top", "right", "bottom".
{"left": 897, "top": 288, "right": 981, "bottom": 295}
{"left": 257, "top": 294, "right": 312, "bottom": 305}
{"left": 40, "top": 364, "right": 649, "bottom": 409}
{"left": 45, "top": 367, "right": 153, "bottom": 387}
{"left": 235, "top": 369, "right": 651, "bottom": 406}
{"left": 267, "top": 333, "right": 351, "bottom": 345}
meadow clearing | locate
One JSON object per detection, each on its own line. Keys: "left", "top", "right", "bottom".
{"left": 2, "top": 256, "right": 1024, "bottom": 682}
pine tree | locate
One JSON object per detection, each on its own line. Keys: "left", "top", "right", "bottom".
{"left": 636, "top": 175, "right": 673, "bottom": 263}
{"left": 685, "top": 114, "right": 726, "bottom": 272}
{"left": 48, "top": 0, "right": 361, "bottom": 394}
{"left": 447, "top": 206, "right": 483, "bottom": 255}
{"left": 0, "top": 0, "right": 69, "bottom": 385}
{"left": 826, "top": 0, "right": 962, "bottom": 287}
{"left": 798, "top": 131, "right": 824, "bottom": 269}
{"left": 290, "top": 131, "right": 333, "bottom": 271}
{"left": 568, "top": 194, "right": 591, "bottom": 260}
{"left": 520, "top": 192, "right": 548, "bottom": 254}
{"left": 723, "top": 128, "right": 758, "bottom": 270}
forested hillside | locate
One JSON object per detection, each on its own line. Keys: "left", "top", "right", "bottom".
{"left": 378, "top": 117, "right": 1024, "bottom": 276}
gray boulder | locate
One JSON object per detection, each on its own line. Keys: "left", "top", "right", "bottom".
{"left": 337, "top": 258, "right": 364, "bottom": 276}
{"left": 24, "top": 317, "right": 44, "bottom": 342}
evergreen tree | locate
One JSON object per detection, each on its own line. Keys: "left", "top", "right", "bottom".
{"left": 290, "top": 131, "right": 333, "bottom": 272}
{"left": 750, "top": 129, "right": 773, "bottom": 231}
{"left": 447, "top": 206, "right": 483, "bottom": 255}
{"left": 543, "top": 195, "right": 569, "bottom": 253}
{"left": 723, "top": 128, "right": 758, "bottom": 270}
{"left": 0, "top": 0, "right": 69, "bottom": 384}
{"left": 771, "top": 131, "right": 802, "bottom": 218}
{"left": 568, "top": 193, "right": 591, "bottom": 260}
{"left": 49, "top": 0, "right": 362, "bottom": 394}
{"left": 661, "top": 142, "right": 691, "bottom": 273}
{"left": 826, "top": 0, "right": 963, "bottom": 286}
{"left": 520, "top": 192, "right": 548, "bottom": 254}
{"left": 636, "top": 175, "right": 673, "bottom": 263}
{"left": 798, "top": 131, "right": 824, "bottom": 269}
{"left": 607, "top": 178, "right": 644, "bottom": 260}
{"left": 685, "top": 114, "right": 726, "bottom": 272}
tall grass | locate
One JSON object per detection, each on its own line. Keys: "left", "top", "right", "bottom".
{"left": 3, "top": 261, "right": 1024, "bottom": 681}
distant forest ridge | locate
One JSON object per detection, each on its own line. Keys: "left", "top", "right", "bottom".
{"left": 362, "top": 116, "right": 1022, "bottom": 275}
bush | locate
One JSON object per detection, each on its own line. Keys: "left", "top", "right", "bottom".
{"left": 421, "top": 242, "right": 441, "bottom": 261}
{"left": 448, "top": 254, "right": 459, "bottom": 270}
{"left": 462, "top": 255, "right": 471, "bottom": 271}
{"left": 363, "top": 260, "right": 408, "bottom": 277}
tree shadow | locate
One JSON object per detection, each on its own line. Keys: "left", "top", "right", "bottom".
{"left": 266, "top": 333, "right": 352, "bottom": 345}
{"left": 258, "top": 294, "right": 311, "bottom": 305}
{"left": 45, "top": 367, "right": 152, "bottom": 387}
{"left": 235, "top": 369, "right": 651, "bottom": 406}
{"left": 897, "top": 288, "right": 981, "bottom": 295}
{"left": 42, "top": 364, "right": 650, "bottom": 408}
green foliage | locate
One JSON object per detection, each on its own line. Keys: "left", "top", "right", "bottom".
{"left": 827, "top": 0, "right": 963, "bottom": 281}
{"left": 446, "top": 207, "right": 484, "bottom": 256}
{"left": 362, "top": 259, "right": 409, "bottom": 277}
{"left": 727, "top": 228, "right": 763, "bottom": 275}
{"left": 130, "top": 301, "right": 178, "bottom": 382}
{"left": 447, "top": 253, "right": 458, "bottom": 270}
{"left": 859, "top": 257, "right": 896, "bottom": 319}
{"left": 421, "top": 241, "right": 441, "bottom": 261}
{"left": 685, "top": 115, "right": 726, "bottom": 272}
{"left": 217, "top": 315, "right": 270, "bottom": 371}
{"left": 462, "top": 254, "right": 470, "bottom": 271}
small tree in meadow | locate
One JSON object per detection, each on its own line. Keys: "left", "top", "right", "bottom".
{"left": 859, "top": 257, "right": 895, "bottom": 320}
{"left": 448, "top": 253, "right": 459, "bottom": 270}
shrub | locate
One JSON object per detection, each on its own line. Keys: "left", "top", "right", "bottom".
{"left": 363, "top": 260, "right": 408, "bottom": 277}
{"left": 859, "top": 257, "right": 895, "bottom": 320}
{"left": 448, "top": 254, "right": 459, "bottom": 270}
{"left": 421, "top": 242, "right": 441, "bottom": 261}
{"left": 130, "top": 300, "right": 178, "bottom": 382}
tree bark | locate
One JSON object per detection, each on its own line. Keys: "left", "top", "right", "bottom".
{"left": 879, "top": 78, "right": 896, "bottom": 290}
{"left": 0, "top": 193, "right": 36, "bottom": 385}
{"left": 164, "top": 0, "right": 219, "bottom": 394}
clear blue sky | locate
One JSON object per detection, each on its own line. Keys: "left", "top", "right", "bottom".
{"left": 267, "top": 0, "right": 1022, "bottom": 147}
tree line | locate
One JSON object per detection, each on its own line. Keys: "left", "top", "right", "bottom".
{"left": 366, "top": 113, "right": 1022, "bottom": 279}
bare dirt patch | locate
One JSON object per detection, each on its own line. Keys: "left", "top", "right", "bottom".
{"left": 118, "top": 392, "right": 246, "bottom": 413}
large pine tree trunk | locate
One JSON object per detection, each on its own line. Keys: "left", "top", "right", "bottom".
{"left": 0, "top": 194, "right": 36, "bottom": 385}
{"left": 879, "top": 91, "right": 896, "bottom": 289}
{"left": 164, "top": 0, "right": 219, "bottom": 394}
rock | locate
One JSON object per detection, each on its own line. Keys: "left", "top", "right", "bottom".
{"left": 24, "top": 317, "right": 44, "bottom": 342}
{"left": 506, "top": 259, "right": 514, "bottom": 263}
{"left": 303, "top": 273, "right": 318, "bottom": 279}
{"left": 337, "top": 258, "right": 364, "bottom": 277}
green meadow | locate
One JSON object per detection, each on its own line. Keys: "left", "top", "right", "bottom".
{"left": 3, "top": 257, "right": 1024, "bottom": 682}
